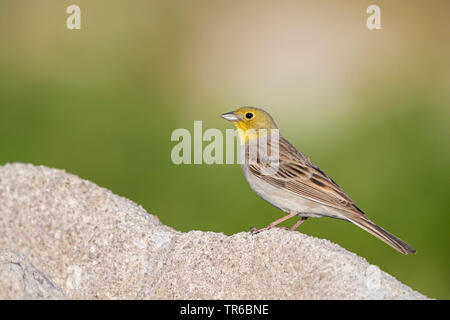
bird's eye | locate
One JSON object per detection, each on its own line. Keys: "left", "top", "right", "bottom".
{"left": 245, "top": 112, "right": 254, "bottom": 119}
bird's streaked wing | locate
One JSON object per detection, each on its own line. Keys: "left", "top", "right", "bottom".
{"left": 246, "top": 136, "right": 365, "bottom": 216}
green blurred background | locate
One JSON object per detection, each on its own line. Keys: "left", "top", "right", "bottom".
{"left": 0, "top": 0, "right": 449, "bottom": 298}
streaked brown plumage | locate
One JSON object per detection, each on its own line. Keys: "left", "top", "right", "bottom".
{"left": 222, "top": 106, "right": 416, "bottom": 255}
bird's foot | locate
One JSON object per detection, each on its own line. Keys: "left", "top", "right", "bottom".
{"left": 249, "top": 225, "right": 288, "bottom": 234}
{"left": 249, "top": 226, "right": 263, "bottom": 234}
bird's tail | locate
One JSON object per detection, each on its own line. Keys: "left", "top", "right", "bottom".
{"left": 344, "top": 214, "right": 416, "bottom": 255}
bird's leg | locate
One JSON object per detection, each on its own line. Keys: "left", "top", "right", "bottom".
{"left": 250, "top": 213, "right": 296, "bottom": 234}
{"left": 289, "top": 217, "right": 308, "bottom": 231}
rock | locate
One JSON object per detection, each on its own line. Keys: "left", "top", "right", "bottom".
{"left": 0, "top": 163, "right": 177, "bottom": 299}
{"left": 0, "top": 163, "right": 427, "bottom": 299}
{"left": 0, "top": 248, "right": 65, "bottom": 299}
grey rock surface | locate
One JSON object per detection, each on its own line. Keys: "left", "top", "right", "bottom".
{"left": 0, "top": 248, "right": 65, "bottom": 299}
{"left": 0, "top": 163, "right": 427, "bottom": 299}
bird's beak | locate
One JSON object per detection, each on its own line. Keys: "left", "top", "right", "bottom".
{"left": 221, "top": 111, "right": 239, "bottom": 121}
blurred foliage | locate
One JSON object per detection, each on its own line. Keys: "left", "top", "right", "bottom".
{"left": 0, "top": 0, "right": 449, "bottom": 299}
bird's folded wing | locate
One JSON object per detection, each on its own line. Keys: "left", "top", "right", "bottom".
{"left": 247, "top": 138, "right": 365, "bottom": 216}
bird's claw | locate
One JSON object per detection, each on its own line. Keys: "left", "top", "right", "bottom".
{"left": 249, "top": 226, "right": 289, "bottom": 234}
{"left": 249, "top": 226, "right": 261, "bottom": 233}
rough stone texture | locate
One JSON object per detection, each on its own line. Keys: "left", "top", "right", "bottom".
{"left": 0, "top": 163, "right": 427, "bottom": 299}
{"left": 0, "top": 248, "right": 65, "bottom": 299}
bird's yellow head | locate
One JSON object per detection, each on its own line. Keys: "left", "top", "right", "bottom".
{"left": 221, "top": 107, "right": 278, "bottom": 143}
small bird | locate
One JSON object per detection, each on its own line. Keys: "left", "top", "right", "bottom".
{"left": 222, "top": 106, "right": 416, "bottom": 254}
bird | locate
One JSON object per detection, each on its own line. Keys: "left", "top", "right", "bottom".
{"left": 221, "top": 106, "right": 416, "bottom": 254}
